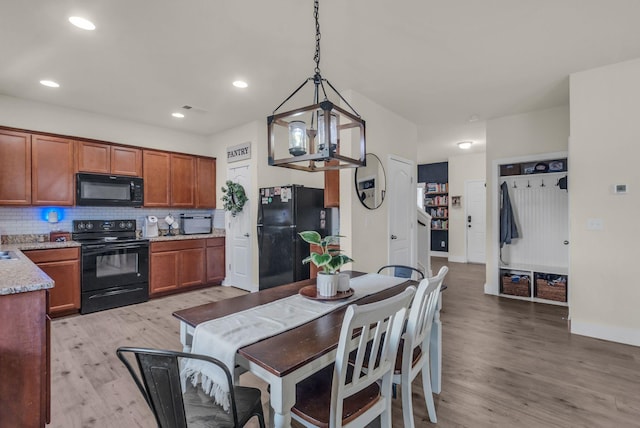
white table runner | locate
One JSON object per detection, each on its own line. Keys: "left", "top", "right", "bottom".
{"left": 180, "top": 273, "right": 407, "bottom": 410}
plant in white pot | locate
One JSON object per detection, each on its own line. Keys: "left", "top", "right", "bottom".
{"left": 299, "top": 231, "right": 353, "bottom": 297}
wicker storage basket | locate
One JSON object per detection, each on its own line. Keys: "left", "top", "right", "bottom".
{"left": 501, "top": 274, "right": 530, "bottom": 297}
{"left": 535, "top": 278, "right": 567, "bottom": 302}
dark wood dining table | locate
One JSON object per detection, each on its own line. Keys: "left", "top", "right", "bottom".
{"left": 172, "top": 271, "right": 442, "bottom": 428}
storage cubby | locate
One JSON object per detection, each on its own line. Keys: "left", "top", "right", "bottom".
{"left": 534, "top": 273, "right": 567, "bottom": 302}
{"left": 499, "top": 264, "right": 568, "bottom": 306}
{"left": 500, "top": 270, "right": 531, "bottom": 297}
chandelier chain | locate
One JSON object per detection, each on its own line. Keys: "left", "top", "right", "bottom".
{"left": 314, "top": 0, "right": 321, "bottom": 74}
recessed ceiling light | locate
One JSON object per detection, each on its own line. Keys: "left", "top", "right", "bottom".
{"left": 457, "top": 141, "right": 473, "bottom": 150}
{"left": 172, "top": 112, "right": 185, "bottom": 118}
{"left": 68, "top": 16, "right": 96, "bottom": 30}
{"left": 233, "top": 80, "right": 248, "bottom": 89}
{"left": 40, "top": 80, "right": 60, "bottom": 88}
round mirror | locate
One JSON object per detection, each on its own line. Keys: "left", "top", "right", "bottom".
{"left": 354, "top": 153, "right": 386, "bottom": 210}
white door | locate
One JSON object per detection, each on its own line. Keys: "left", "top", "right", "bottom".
{"left": 388, "top": 156, "right": 416, "bottom": 267}
{"left": 465, "top": 179, "right": 486, "bottom": 263}
{"left": 225, "top": 164, "right": 253, "bottom": 291}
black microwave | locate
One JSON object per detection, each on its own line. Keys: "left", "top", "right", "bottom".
{"left": 76, "top": 173, "right": 144, "bottom": 207}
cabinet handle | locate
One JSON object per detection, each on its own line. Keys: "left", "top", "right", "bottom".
{"left": 563, "top": 240, "right": 569, "bottom": 245}
{"left": 390, "top": 235, "right": 397, "bottom": 240}
{"left": 244, "top": 233, "right": 250, "bottom": 238}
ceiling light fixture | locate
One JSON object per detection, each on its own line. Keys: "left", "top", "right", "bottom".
{"left": 266, "top": 0, "right": 365, "bottom": 172}
{"left": 233, "top": 80, "right": 248, "bottom": 88}
{"left": 68, "top": 16, "right": 96, "bottom": 30}
{"left": 40, "top": 80, "right": 60, "bottom": 88}
{"left": 172, "top": 112, "right": 185, "bottom": 118}
{"left": 457, "top": 141, "right": 473, "bottom": 150}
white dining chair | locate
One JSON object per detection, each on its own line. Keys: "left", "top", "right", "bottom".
{"left": 395, "top": 266, "right": 448, "bottom": 426}
{"left": 291, "top": 286, "right": 416, "bottom": 428}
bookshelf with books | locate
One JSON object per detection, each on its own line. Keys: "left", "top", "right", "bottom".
{"left": 425, "top": 182, "right": 449, "bottom": 230}
{"left": 418, "top": 161, "right": 448, "bottom": 253}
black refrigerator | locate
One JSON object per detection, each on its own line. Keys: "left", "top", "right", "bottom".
{"left": 257, "top": 185, "right": 329, "bottom": 290}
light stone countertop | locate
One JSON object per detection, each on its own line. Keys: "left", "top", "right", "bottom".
{"left": 147, "top": 229, "right": 226, "bottom": 242}
{"left": 0, "top": 241, "right": 81, "bottom": 296}
{"left": 0, "top": 232, "right": 226, "bottom": 295}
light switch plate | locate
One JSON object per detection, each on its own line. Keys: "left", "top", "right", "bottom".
{"left": 587, "top": 218, "right": 604, "bottom": 230}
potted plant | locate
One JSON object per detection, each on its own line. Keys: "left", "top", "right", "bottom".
{"left": 299, "top": 231, "right": 353, "bottom": 296}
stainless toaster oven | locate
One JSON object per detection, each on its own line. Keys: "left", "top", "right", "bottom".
{"left": 180, "top": 214, "right": 213, "bottom": 235}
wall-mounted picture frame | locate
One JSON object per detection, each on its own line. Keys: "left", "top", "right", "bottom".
{"left": 452, "top": 195, "right": 461, "bottom": 207}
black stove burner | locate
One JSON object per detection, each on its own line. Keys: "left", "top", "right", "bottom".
{"left": 72, "top": 219, "right": 139, "bottom": 243}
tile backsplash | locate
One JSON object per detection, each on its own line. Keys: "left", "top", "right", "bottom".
{"left": 0, "top": 206, "right": 226, "bottom": 237}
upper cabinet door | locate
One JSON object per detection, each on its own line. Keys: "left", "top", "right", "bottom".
{"left": 0, "top": 130, "right": 31, "bottom": 205}
{"left": 76, "top": 141, "right": 110, "bottom": 174}
{"left": 31, "top": 135, "right": 75, "bottom": 206}
{"left": 143, "top": 150, "right": 171, "bottom": 207}
{"left": 196, "top": 157, "right": 216, "bottom": 208}
{"left": 111, "top": 146, "right": 142, "bottom": 176}
{"left": 170, "top": 154, "right": 196, "bottom": 208}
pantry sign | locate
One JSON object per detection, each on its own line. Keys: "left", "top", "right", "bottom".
{"left": 227, "top": 142, "right": 251, "bottom": 163}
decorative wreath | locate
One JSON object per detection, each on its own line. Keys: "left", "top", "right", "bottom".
{"left": 221, "top": 180, "right": 248, "bottom": 216}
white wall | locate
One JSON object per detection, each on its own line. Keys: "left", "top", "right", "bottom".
{"left": 569, "top": 58, "right": 640, "bottom": 346}
{"left": 208, "top": 119, "right": 325, "bottom": 289}
{"left": 0, "top": 94, "right": 210, "bottom": 154}
{"left": 485, "top": 105, "right": 569, "bottom": 293}
{"left": 447, "top": 152, "right": 486, "bottom": 262}
{"left": 339, "top": 90, "right": 418, "bottom": 274}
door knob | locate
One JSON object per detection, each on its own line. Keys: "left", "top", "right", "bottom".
{"left": 390, "top": 235, "right": 397, "bottom": 240}
{"left": 244, "top": 233, "right": 250, "bottom": 237}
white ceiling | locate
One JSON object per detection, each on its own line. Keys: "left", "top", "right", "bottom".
{"left": 2, "top": 0, "right": 640, "bottom": 161}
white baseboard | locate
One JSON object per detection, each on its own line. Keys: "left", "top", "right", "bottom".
{"left": 447, "top": 255, "right": 466, "bottom": 263}
{"left": 571, "top": 320, "right": 640, "bottom": 347}
{"left": 431, "top": 251, "right": 448, "bottom": 258}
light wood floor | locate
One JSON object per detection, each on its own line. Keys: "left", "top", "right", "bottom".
{"left": 49, "top": 260, "right": 640, "bottom": 427}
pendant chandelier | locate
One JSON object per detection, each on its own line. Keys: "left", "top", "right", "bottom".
{"left": 267, "top": 0, "right": 366, "bottom": 172}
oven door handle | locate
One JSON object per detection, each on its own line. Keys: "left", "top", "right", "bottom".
{"left": 88, "top": 287, "right": 146, "bottom": 299}
{"left": 83, "top": 243, "right": 146, "bottom": 255}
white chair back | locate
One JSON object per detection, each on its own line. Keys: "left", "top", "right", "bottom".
{"left": 405, "top": 266, "right": 448, "bottom": 359}
{"left": 397, "top": 265, "right": 448, "bottom": 426}
{"left": 330, "top": 286, "right": 416, "bottom": 428}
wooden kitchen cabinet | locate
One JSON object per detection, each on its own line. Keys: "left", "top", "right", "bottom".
{"left": 206, "top": 237, "right": 225, "bottom": 283}
{"left": 324, "top": 160, "right": 340, "bottom": 208}
{"left": 111, "top": 145, "right": 142, "bottom": 176}
{"left": 31, "top": 134, "right": 75, "bottom": 206}
{"left": 150, "top": 239, "right": 206, "bottom": 296}
{"left": 76, "top": 141, "right": 142, "bottom": 177}
{"left": 0, "top": 129, "right": 31, "bottom": 205}
{"left": 143, "top": 149, "right": 171, "bottom": 207}
{"left": 24, "top": 247, "right": 81, "bottom": 317}
{"left": 196, "top": 156, "right": 217, "bottom": 208}
{"left": 76, "top": 141, "right": 111, "bottom": 174}
{"left": 171, "top": 153, "right": 196, "bottom": 207}
{"left": 0, "top": 289, "right": 50, "bottom": 427}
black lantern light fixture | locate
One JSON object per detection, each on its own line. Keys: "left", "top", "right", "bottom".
{"left": 267, "top": 0, "right": 366, "bottom": 172}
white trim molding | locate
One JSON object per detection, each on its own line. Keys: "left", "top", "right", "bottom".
{"left": 571, "top": 321, "right": 640, "bottom": 347}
